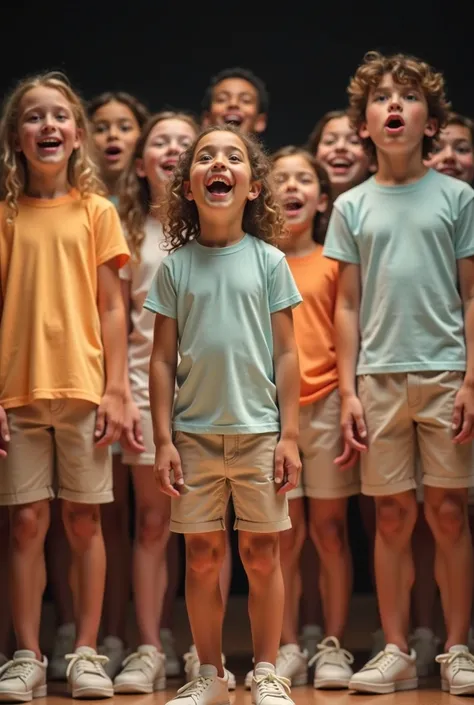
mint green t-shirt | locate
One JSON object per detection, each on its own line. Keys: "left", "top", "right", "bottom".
{"left": 144, "top": 235, "right": 302, "bottom": 434}
{"left": 324, "top": 169, "right": 474, "bottom": 375}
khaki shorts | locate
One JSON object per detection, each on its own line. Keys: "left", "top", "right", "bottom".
{"left": 122, "top": 407, "right": 155, "bottom": 466}
{"left": 0, "top": 399, "right": 113, "bottom": 506}
{"left": 288, "top": 389, "right": 360, "bottom": 500}
{"left": 358, "top": 371, "right": 473, "bottom": 497}
{"left": 171, "top": 431, "right": 290, "bottom": 534}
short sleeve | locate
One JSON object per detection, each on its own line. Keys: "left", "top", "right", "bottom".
{"left": 119, "top": 261, "right": 132, "bottom": 281}
{"left": 268, "top": 258, "right": 302, "bottom": 314}
{"left": 454, "top": 196, "right": 474, "bottom": 260}
{"left": 323, "top": 206, "right": 360, "bottom": 264}
{"left": 143, "top": 261, "right": 177, "bottom": 319}
{"left": 95, "top": 202, "right": 130, "bottom": 269}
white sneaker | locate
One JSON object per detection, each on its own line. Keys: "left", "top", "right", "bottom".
{"left": 275, "top": 644, "right": 308, "bottom": 686}
{"left": 251, "top": 663, "right": 294, "bottom": 705}
{"left": 409, "top": 627, "right": 439, "bottom": 677}
{"left": 299, "top": 625, "right": 323, "bottom": 661}
{"left": 99, "top": 636, "right": 126, "bottom": 679}
{"left": 436, "top": 645, "right": 474, "bottom": 695}
{"left": 166, "top": 664, "right": 229, "bottom": 705}
{"left": 183, "top": 645, "right": 236, "bottom": 691}
{"left": 66, "top": 646, "right": 113, "bottom": 698}
{"left": 349, "top": 644, "right": 418, "bottom": 694}
{"left": 310, "top": 637, "right": 354, "bottom": 689}
{"left": 370, "top": 628, "right": 385, "bottom": 659}
{"left": 48, "top": 622, "right": 75, "bottom": 681}
{"left": 0, "top": 650, "right": 47, "bottom": 702}
{"left": 114, "top": 645, "right": 166, "bottom": 694}
{"left": 161, "top": 629, "right": 180, "bottom": 677}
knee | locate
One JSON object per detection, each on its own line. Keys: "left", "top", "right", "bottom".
{"left": 186, "top": 536, "right": 225, "bottom": 575}
{"left": 11, "top": 503, "right": 48, "bottom": 549}
{"left": 280, "top": 518, "right": 306, "bottom": 562}
{"left": 426, "top": 494, "right": 466, "bottom": 542}
{"left": 240, "top": 534, "right": 280, "bottom": 577}
{"left": 63, "top": 503, "right": 101, "bottom": 545}
{"left": 310, "top": 516, "right": 346, "bottom": 555}
{"left": 136, "top": 506, "right": 169, "bottom": 547}
{"left": 376, "top": 497, "right": 416, "bottom": 542}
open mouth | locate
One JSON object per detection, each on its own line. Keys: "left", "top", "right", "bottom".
{"left": 161, "top": 160, "right": 178, "bottom": 173}
{"left": 223, "top": 114, "right": 243, "bottom": 127}
{"left": 37, "top": 138, "right": 62, "bottom": 149}
{"left": 385, "top": 116, "right": 405, "bottom": 130}
{"left": 328, "top": 158, "right": 353, "bottom": 170}
{"left": 283, "top": 200, "right": 304, "bottom": 212}
{"left": 206, "top": 179, "right": 233, "bottom": 195}
{"left": 105, "top": 146, "right": 122, "bottom": 156}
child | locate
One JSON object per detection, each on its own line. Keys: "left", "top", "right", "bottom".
{"left": 145, "top": 125, "right": 302, "bottom": 705}
{"left": 110, "top": 111, "right": 199, "bottom": 694}
{"left": 268, "top": 146, "right": 357, "bottom": 690}
{"left": 0, "top": 72, "right": 130, "bottom": 700}
{"left": 201, "top": 68, "right": 268, "bottom": 135}
{"left": 427, "top": 112, "right": 474, "bottom": 184}
{"left": 324, "top": 50, "right": 474, "bottom": 696}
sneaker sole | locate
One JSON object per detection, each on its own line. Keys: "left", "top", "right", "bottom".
{"left": 314, "top": 678, "right": 350, "bottom": 689}
{"left": 441, "top": 678, "right": 474, "bottom": 695}
{"left": 70, "top": 685, "right": 114, "bottom": 699}
{"left": 114, "top": 676, "right": 166, "bottom": 694}
{"left": 0, "top": 686, "right": 47, "bottom": 702}
{"left": 289, "top": 673, "right": 308, "bottom": 687}
{"left": 349, "top": 677, "right": 418, "bottom": 694}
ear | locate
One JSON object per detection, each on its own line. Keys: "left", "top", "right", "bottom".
{"left": 14, "top": 134, "right": 22, "bottom": 152}
{"left": 201, "top": 113, "right": 211, "bottom": 129}
{"left": 316, "top": 193, "right": 329, "bottom": 214}
{"left": 424, "top": 117, "right": 437, "bottom": 138}
{"left": 135, "top": 158, "right": 146, "bottom": 178}
{"left": 359, "top": 122, "right": 370, "bottom": 140}
{"left": 183, "top": 181, "right": 194, "bottom": 201}
{"left": 254, "top": 114, "right": 267, "bottom": 134}
{"left": 73, "top": 126, "right": 83, "bottom": 151}
{"left": 247, "top": 181, "right": 261, "bottom": 201}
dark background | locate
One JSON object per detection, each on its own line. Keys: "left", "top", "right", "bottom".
{"left": 3, "top": 2, "right": 473, "bottom": 594}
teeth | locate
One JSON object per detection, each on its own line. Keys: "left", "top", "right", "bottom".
{"left": 207, "top": 175, "right": 231, "bottom": 187}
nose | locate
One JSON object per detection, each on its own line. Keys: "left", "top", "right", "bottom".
{"left": 211, "top": 155, "right": 226, "bottom": 169}
{"left": 388, "top": 94, "right": 402, "bottom": 112}
{"left": 285, "top": 177, "right": 298, "bottom": 191}
{"left": 166, "top": 140, "right": 180, "bottom": 154}
{"left": 42, "top": 114, "right": 55, "bottom": 131}
{"left": 334, "top": 136, "right": 348, "bottom": 151}
{"left": 442, "top": 145, "right": 455, "bottom": 161}
{"left": 107, "top": 125, "right": 119, "bottom": 140}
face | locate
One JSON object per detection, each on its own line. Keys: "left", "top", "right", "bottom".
{"left": 91, "top": 100, "right": 141, "bottom": 177}
{"left": 316, "top": 116, "right": 370, "bottom": 188}
{"left": 136, "top": 118, "right": 196, "bottom": 192}
{"left": 361, "top": 73, "right": 436, "bottom": 155}
{"left": 186, "top": 131, "right": 260, "bottom": 216}
{"left": 16, "top": 86, "right": 81, "bottom": 171}
{"left": 426, "top": 124, "right": 474, "bottom": 183}
{"left": 204, "top": 78, "right": 266, "bottom": 134}
{"left": 273, "top": 154, "right": 327, "bottom": 231}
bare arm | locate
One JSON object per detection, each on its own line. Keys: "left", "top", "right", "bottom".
{"left": 149, "top": 313, "right": 178, "bottom": 445}
{"left": 453, "top": 257, "right": 474, "bottom": 442}
{"left": 119, "top": 277, "right": 145, "bottom": 452}
{"left": 0, "top": 288, "right": 9, "bottom": 455}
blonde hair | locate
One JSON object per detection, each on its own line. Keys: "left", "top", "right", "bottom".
{"left": 119, "top": 111, "right": 200, "bottom": 261}
{"left": 0, "top": 71, "right": 103, "bottom": 224}
{"left": 165, "top": 126, "right": 286, "bottom": 251}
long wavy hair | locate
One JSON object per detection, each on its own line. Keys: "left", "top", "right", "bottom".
{"left": 119, "top": 111, "right": 199, "bottom": 261}
{"left": 0, "top": 71, "right": 103, "bottom": 225}
{"left": 165, "top": 126, "right": 286, "bottom": 251}
{"left": 271, "top": 146, "right": 333, "bottom": 244}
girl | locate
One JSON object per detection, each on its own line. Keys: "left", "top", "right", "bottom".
{"left": 0, "top": 72, "right": 130, "bottom": 701}
{"left": 427, "top": 112, "right": 474, "bottom": 184}
{"left": 145, "top": 125, "right": 301, "bottom": 705}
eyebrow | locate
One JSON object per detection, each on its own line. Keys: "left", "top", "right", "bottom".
{"left": 214, "top": 90, "right": 256, "bottom": 100}
{"left": 195, "top": 144, "right": 246, "bottom": 156}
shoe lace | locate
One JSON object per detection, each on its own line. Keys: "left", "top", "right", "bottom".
{"left": 0, "top": 657, "right": 46, "bottom": 682}
{"left": 183, "top": 651, "right": 199, "bottom": 677}
{"left": 254, "top": 672, "right": 291, "bottom": 698}
{"left": 121, "top": 651, "right": 156, "bottom": 673}
{"left": 308, "top": 637, "right": 354, "bottom": 668}
{"left": 65, "top": 652, "right": 109, "bottom": 679}
{"left": 362, "top": 649, "right": 398, "bottom": 673}
{"left": 436, "top": 651, "right": 474, "bottom": 673}
{"left": 176, "top": 676, "right": 213, "bottom": 701}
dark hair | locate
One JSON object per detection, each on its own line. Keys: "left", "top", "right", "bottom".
{"left": 87, "top": 91, "right": 149, "bottom": 128}
{"left": 201, "top": 67, "right": 269, "bottom": 114}
{"left": 271, "top": 146, "right": 333, "bottom": 244}
{"left": 444, "top": 112, "right": 474, "bottom": 145}
{"left": 307, "top": 110, "right": 347, "bottom": 155}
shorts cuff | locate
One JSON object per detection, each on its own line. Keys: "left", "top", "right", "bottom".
{"left": 233, "top": 517, "right": 292, "bottom": 533}
{"left": 57, "top": 489, "right": 114, "bottom": 504}
{"left": 170, "top": 518, "right": 226, "bottom": 534}
{"left": 0, "top": 487, "right": 54, "bottom": 506}
{"left": 305, "top": 484, "right": 360, "bottom": 499}
{"left": 362, "top": 479, "right": 416, "bottom": 497}
{"left": 122, "top": 452, "right": 155, "bottom": 466}
{"left": 423, "top": 476, "right": 474, "bottom": 490}
{"left": 287, "top": 487, "right": 304, "bottom": 500}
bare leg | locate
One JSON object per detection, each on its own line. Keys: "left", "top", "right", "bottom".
{"left": 219, "top": 511, "right": 233, "bottom": 610}
{"left": 10, "top": 501, "right": 50, "bottom": 658}
{"left": 160, "top": 534, "right": 180, "bottom": 631}
{"left": 411, "top": 504, "right": 437, "bottom": 632}
{"left": 0, "top": 508, "right": 12, "bottom": 657}
{"left": 299, "top": 539, "right": 322, "bottom": 629}
{"left": 280, "top": 499, "right": 306, "bottom": 644}
{"left": 45, "top": 499, "right": 75, "bottom": 627}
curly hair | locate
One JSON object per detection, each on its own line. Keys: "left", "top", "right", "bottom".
{"left": 87, "top": 91, "right": 149, "bottom": 128}
{"left": 0, "top": 71, "right": 103, "bottom": 225}
{"left": 271, "top": 146, "right": 333, "bottom": 244}
{"left": 119, "top": 111, "right": 199, "bottom": 261}
{"left": 306, "top": 110, "right": 347, "bottom": 155}
{"left": 348, "top": 51, "right": 451, "bottom": 159}
{"left": 165, "top": 125, "right": 286, "bottom": 251}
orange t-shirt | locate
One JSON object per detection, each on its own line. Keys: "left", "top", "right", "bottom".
{"left": 0, "top": 191, "right": 130, "bottom": 409}
{"left": 286, "top": 245, "right": 339, "bottom": 406}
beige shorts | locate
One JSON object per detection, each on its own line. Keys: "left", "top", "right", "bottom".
{"left": 358, "top": 371, "right": 473, "bottom": 497}
{"left": 288, "top": 389, "right": 360, "bottom": 500}
{"left": 0, "top": 399, "right": 113, "bottom": 506}
{"left": 171, "top": 431, "right": 291, "bottom": 534}
{"left": 122, "top": 407, "right": 155, "bottom": 466}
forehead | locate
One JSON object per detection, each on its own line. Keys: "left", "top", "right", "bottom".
{"left": 195, "top": 130, "right": 247, "bottom": 154}
{"left": 20, "top": 86, "right": 71, "bottom": 113}
{"left": 147, "top": 118, "right": 196, "bottom": 142}
{"left": 442, "top": 124, "right": 473, "bottom": 143}
{"left": 373, "top": 72, "right": 421, "bottom": 92}
{"left": 92, "top": 100, "right": 138, "bottom": 124}
{"left": 273, "top": 154, "right": 314, "bottom": 173}
{"left": 212, "top": 78, "right": 258, "bottom": 101}
{"left": 322, "top": 115, "right": 352, "bottom": 135}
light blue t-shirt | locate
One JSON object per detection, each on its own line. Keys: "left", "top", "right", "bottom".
{"left": 144, "top": 234, "right": 302, "bottom": 434}
{"left": 324, "top": 169, "right": 474, "bottom": 375}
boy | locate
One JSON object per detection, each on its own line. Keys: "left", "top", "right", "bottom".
{"left": 427, "top": 112, "right": 474, "bottom": 185}
{"left": 324, "top": 50, "right": 474, "bottom": 695}
{"left": 201, "top": 67, "right": 268, "bottom": 136}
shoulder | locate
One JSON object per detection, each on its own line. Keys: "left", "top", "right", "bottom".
{"left": 430, "top": 170, "right": 474, "bottom": 210}
{"left": 332, "top": 178, "right": 375, "bottom": 223}
{"left": 247, "top": 236, "right": 286, "bottom": 269}
{"left": 83, "top": 193, "right": 119, "bottom": 219}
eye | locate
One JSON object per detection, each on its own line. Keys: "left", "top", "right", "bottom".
{"left": 321, "top": 136, "right": 335, "bottom": 145}
{"left": 405, "top": 92, "right": 419, "bottom": 101}
{"left": 229, "top": 153, "right": 242, "bottom": 162}
{"left": 431, "top": 143, "right": 442, "bottom": 154}
{"left": 373, "top": 94, "right": 387, "bottom": 102}
{"left": 349, "top": 135, "right": 361, "bottom": 146}
{"left": 273, "top": 174, "right": 286, "bottom": 184}
{"left": 180, "top": 139, "right": 192, "bottom": 148}
{"left": 26, "top": 114, "right": 40, "bottom": 123}
{"left": 56, "top": 113, "right": 68, "bottom": 121}
{"left": 93, "top": 124, "right": 107, "bottom": 134}
{"left": 197, "top": 153, "right": 211, "bottom": 162}
{"left": 455, "top": 143, "right": 472, "bottom": 155}
{"left": 120, "top": 124, "right": 133, "bottom": 133}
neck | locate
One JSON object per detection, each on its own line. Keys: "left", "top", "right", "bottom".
{"left": 280, "top": 224, "right": 316, "bottom": 257}
{"left": 198, "top": 214, "right": 245, "bottom": 247}
{"left": 331, "top": 182, "right": 351, "bottom": 199}
{"left": 375, "top": 145, "right": 427, "bottom": 185}
{"left": 104, "top": 171, "right": 122, "bottom": 196}
{"left": 150, "top": 183, "right": 167, "bottom": 223}
{"left": 25, "top": 165, "right": 70, "bottom": 199}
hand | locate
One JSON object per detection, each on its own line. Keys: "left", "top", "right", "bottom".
{"left": 121, "top": 399, "right": 146, "bottom": 454}
{"left": 452, "top": 382, "right": 474, "bottom": 443}
{"left": 0, "top": 406, "right": 9, "bottom": 459}
{"left": 95, "top": 391, "right": 124, "bottom": 446}
{"left": 335, "top": 441, "right": 359, "bottom": 471}
{"left": 154, "top": 441, "right": 184, "bottom": 497}
{"left": 340, "top": 394, "right": 368, "bottom": 452}
{"left": 274, "top": 438, "right": 302, "bottom": 495}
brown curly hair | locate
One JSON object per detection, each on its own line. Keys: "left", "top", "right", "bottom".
{"left": 165, "top": 126, "right": 286, "bottom": 251}
{"left": 348, "top": 51, "right": 451, "bottom": 159}
{"left": 119, "top": 111, "right": 199, "bottom": 260}
{"left": 271, "top": 146, "right": 333, "bottom": 244}
{"left": 0, "top": 71, "right": 103, "bottom": 225}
